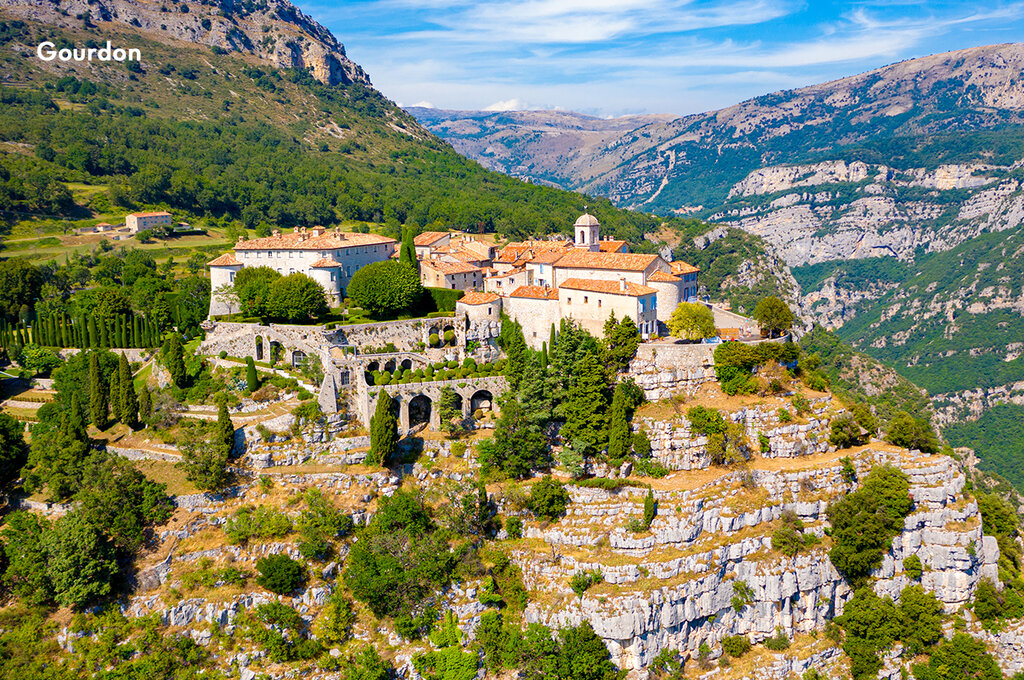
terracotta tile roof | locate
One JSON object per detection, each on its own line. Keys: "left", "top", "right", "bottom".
{"left": 310, "top": 257, "right": 342, "bottom": 268}
{"left": 648, "top": 270, "right": 681, "bottom": 282}
{"left": 234, "top": 230, "right": 396, "bottom": 251}
{"left": 671, "top": 261, "right": 701, "bottom": 275}
{"left": 510, "top": 285, "right": 559, "bottom": 300}
{"left": 559, "top": 278, "right": 657, "bottom": 297}
{"left": 414, "top": 231, "right": 449, "bottom": 246}
{"left": 207, "top": 253, "right": 241, "bottom": 267}
{"left": 486, "top": 267, "right": 526, "bottom": 279}
{"left": 459, "top": 291, "right": 500, "bottom": 305}
{"left": 423, "top": 260, "right": 480, "bottom": 275}
{"left": 554, "top": 250, "right": 660, "bottom": 272}
{"left": 598, "top": 240, "right": 628, "bottom": 253}
{"left": 496, "top": 239, "right": 573, "bottom": 263}
{"left": 445, "top": 248, "right": 488, "bottom": 263}
{"left": 528, "top": 250, "right": 567, "bottom": 265}
{"left": 128, "top": 211, "right": 171, "bottom": 218}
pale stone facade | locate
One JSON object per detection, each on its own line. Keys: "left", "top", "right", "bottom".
{"left": 207, "top": 226, "right": 397, "bottom": 315}
{"left": 125, "top": 211, "right": 172, "bottom": 233}
{"left": 420, "top": 259, "right": 484, "bottom": 290}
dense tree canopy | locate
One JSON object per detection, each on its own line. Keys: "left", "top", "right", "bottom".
{"left": 347, "top": 261, "right": 423, "bottom": 318}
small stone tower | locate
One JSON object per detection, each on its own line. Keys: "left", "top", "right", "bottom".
{"left": 207, "top": 253, "right": 243, "bottom": 317}
{"left": 574, "top": 212, "right": 600, "bottom": 252}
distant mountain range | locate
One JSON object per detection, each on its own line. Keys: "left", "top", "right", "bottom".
{"left": 410, "top": 45, "right": 1024, "bottom": 463}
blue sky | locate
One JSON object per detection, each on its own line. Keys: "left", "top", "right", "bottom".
{"left": 295, "top": 0, "right": 1024, "bottom": 117}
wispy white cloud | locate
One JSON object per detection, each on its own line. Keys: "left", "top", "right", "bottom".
{"left": 297, "top": 0, "right": 1024, "bottom": 115}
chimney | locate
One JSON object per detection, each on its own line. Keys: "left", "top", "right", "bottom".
{"left": 311, "top": 226, "right": 324, "bottom": 237}
{"left": 619, "top": 278, "right": 627, "bottom": 292}
{"left": 272, "top": 229, "right": 281, "bottom": 237}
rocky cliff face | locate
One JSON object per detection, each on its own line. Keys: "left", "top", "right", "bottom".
{"left": 516, "top": 447, "right": 1001, "bottom": 670}
{"left": 0, "top": 0, "right": 369, "bottom": 86}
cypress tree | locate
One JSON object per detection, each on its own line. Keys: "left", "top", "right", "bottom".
{"left": 245, "top": 356, "right": 259, "bottom": 393}
{"left": 368, "top": 391, "right": 398, "bottom": 467}
{"left": 132, "top": 316, "right": 140, "bottom": 347}
{"left": 89, "top": 352, "right": 107, "bottom": 428}
{"left": 165, "top": 334, "right": 186, "bottom": 387}
{"left": 559, "top": 353, "right": 610, "bottom": 455}
{"left": 87, "top": 317, "right": 98, "bottom": 348}
{"left": 502, "top": 317, "right": 527, "bottom": 391}
{"left": 119, "top": 352, "right": 138, "bottom": 428}
{"left": 109, "top": 366, "right": 122, "bottom": 423}
{"left": 399, "top": 227, "right": 418, "bottom": 268}
{"left": 138, "top": 386, "right": 152, "bottom": 423}
{"left": 60, "top": 316, "right": 69, "bottom": 347}
{"left": 540, "top": 342, "right": 548, "bottom": 371}
{"left": 100, "top": 319, "right": 110, "bottom": 348}
{"left": 548, "top": 323, "right": 557, "bottom": 359}
{"left": 607, "top": 383, "right": 633, "bottom": 462}
{"left": 216, "top": 393, "right": 235, "bottom": 456}
{"left": 67, "top": 391, "right": 86, "bottom": 440}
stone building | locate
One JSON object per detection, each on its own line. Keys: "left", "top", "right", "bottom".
{"left": 413, "top": 231, "right": 450, "bottom": 258}
{"left": 207, "top": 226, "right": 397, "bottom": 316}
{"left": 125, "top": 211, "right": 172, "bottom": 233}
{"left": 478, "top": 213, "right": 700, "bottom": 346}
{"left": 420, "top": 259, "right": 484, "bottom": 290}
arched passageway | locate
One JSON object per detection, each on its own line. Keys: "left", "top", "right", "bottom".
{"left": 409, "top": 395, "right": 432, "bottom": 428}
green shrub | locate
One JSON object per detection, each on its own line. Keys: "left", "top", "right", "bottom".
{"left": 633, "top": 457, "right": 670, "bottom": 478}
{"left": 569, "top": 569, "right": 603, "bottom": 597}
{"left": 722, "top": 635, "right": 751, "bottom": 658}
{"left": 528, "top": 476, "right": 569, "bottom": 521}
{"left": 224, "top": 505, "right": 293, "bottom": 544}
{"left": 778, "top": 408, "right": 792, "bottom": 423}
{"left": 443, "top": 330, "right": 455, "bottom": 345}
{"left": 632, "top": 430, "right": 651, "bottom": 457}
{"left": 255, "top": 554, "right": 305, "bottom": 594}
{"left": 762, "top": 628, "right": 790, "bottom": 651}
{"left": 505, "top": 516, "right": 523, "bottom": 539}
{"left": 904, "top": 553, "right": 923, "bottom": 581}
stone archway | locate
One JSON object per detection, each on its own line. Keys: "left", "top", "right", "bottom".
{"left": 365, "top": 360, "right": 380, "bottom": 386}
{"left": 401, "top": 358, "right": 413, "bottom": 371}
{"left": 292, "top": 350, "right": 307, "bottom": 369}
{"left": 269, "top": 341, "right": 283, "bottom": 366}
{"left": 409, "top": 394, "right": 432, "bottom": 429}
{"left": 255, "top": 335, "right": 264, "bottom": 361}
{"left": 384, "top": 358, "right": 397, "bottom": 374}
{"left": 470, "top": 389, "right": 493, "bottom": 414}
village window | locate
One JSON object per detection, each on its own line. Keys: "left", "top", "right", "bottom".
{"left": 567, "top": 297, "right": 572, "bottom": 305}
{"left": 598, "top": 299, "right": 602, "bottom": 308}
{"left": 584, "top": 296, "right": 588, "bottom": 304}
{"left": 330, "top": 272, "right": 336, "bottom": 281}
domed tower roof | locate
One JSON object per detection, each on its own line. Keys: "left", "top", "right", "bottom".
{"left": 574, "top": 212, "right": 600, "bottom": 227}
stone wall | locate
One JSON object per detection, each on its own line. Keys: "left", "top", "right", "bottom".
{"left": 626, "top": 343, "right": 716, "bottom": 400}
{"left": 331, "top": 316, "right": 465, "bottom": 353}
{"left": 519, "top": 450, "right": 1000, "bottom": 670}
{"left": 637, "top": 397, "right": 834, "bottom": 470}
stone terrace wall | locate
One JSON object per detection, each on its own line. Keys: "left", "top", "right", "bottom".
{"left": 331, "top": 316, "right": 465, "bottom": 353}
{"left": 637, "top": 396, "right": 835, "bottom": 470}
{"left": 627, "top": 343, "right": 716, "bottom": 401}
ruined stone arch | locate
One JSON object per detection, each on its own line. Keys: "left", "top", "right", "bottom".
{"left": 470, "top": 389, "right": 494, "bottom": 414}
{"left": 408, "top": 394, "right": 432, "bottom": 428}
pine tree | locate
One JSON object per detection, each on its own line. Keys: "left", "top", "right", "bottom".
{"left": 138, "top": 386, "right": 152, "bottom": 423}
{"left": 245, "top": 356, "right": 259, "bottom": 393}
{"left": 119, "top": 352, "right": 139, "bottom": 428}
{"left": 215, "top": 394, "right": 235, "bottom": 456}
{"left": 559, "top": 353, "right": 610, "bottom": 454}
{"left": 518, "top": 352, "right": 553, "bottom": 426}
{"left": 109, "top": 367, "right": 122, "bottom": 423}
{"left": 368, "top": 391, "right": 398, "bottom": 467}
{"left": 88, "top": 352, "right": 107, "bottom": 429}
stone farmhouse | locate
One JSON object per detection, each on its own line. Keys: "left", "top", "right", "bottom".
{"left": 457, "top": 213, "right": 701, "bottom": 347}
{"left": 125, "top": 211, "right": 172, "bottom": 233}
{"left": 207, "top": 226, "right": 397, "bottom": 315}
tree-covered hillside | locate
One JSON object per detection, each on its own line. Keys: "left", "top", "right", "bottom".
{"left": 0, "top": 17, "right": 661, "bottom": 247}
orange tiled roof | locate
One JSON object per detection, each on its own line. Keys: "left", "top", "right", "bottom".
{"left": 671, "top": 261, "right": 701, "bottom": 275}
{"left": 235, "top": 230, "right": 396, "bottom": 251}
{"left": 423, "top": 260, "right": 480, "bottom": 275}
{"left": 486, "top": 266, "right": 526, "bottom": 279}
{"left": 510, "top": 285, "right": 559, "bottom": 300}
{"left": 496, "top": 239, "right": 573, "bottom": 263}
{"left": 559, "top": 278, "right": 657, "bottom": 297}
{"left": 128, "top": 211, "right": 171, "bottom": 218}
{"left": 207, "top": 253, "right": 241, "bottom": 267}
{"left": 598, "top": 240, "right": 628, "bottom": 253}
{"left": 310, "top": 257, "right": 342, "bottom": 268}
{"left": 528, "top": 250, "right": 567, "bottom": 265}
{"left": 414, "top": 231, "right": 449, "bottom": 246}
{"left": 648, "top": 270, "right": 681, "bottom": 282}
{"left": 554, "top": 249, "right": 660, "bottom": 272}
{"left": 459, "top": 291, "right": 500, "bottom": 305}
